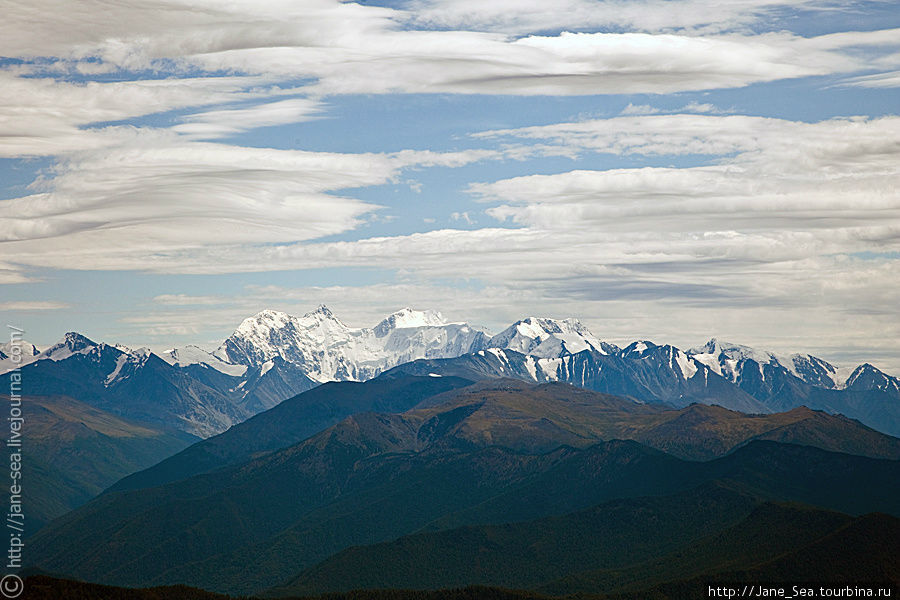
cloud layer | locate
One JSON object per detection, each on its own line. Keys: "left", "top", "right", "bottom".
{"left": 2, "top": 0, "right": 899, "bottom": 371}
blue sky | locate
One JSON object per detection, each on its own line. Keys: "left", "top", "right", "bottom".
{"left": 1, "top": 0, "right": 899, "bottom": 372}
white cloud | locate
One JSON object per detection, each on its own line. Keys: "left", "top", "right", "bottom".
{"left": 173, "top": 98, "right": 325, "bottom": 140}
{"left": 0, "top": 138, "right": 504, "bottom": 272}
{"left": 3, "top": 0, "right": 900, "bottom": 371}
{"left": 0, "top": 0, "right": 400, "bottom": 70}
{"left": 153, "top": 294, "right": 229, "bottom": 306}
{"left": 6, "top": 115, "right": 897, "bottom": 278}
{"left": 0, "top": 1, "right": 896, "bottom": 175}
{"left": 0, "top": 140, "right": 387, "bottom": 267}
{"left": 0, "top": 71, "right": 282, "bottom": 158}
{"left": 271, "top": 29, "right": 880, "bottom": 97}
{"left": 474, "top": 113, "right": 900, "bottom": 164}
{"left": 468, "top": 117, "right": 900, "bottom": 259}
{"left": 64, "top": 112, "right": 896, "bottom": 371}
{"left": 620, "top": 104, "right": 660, "bottom": 115}
{"left": 0, "top": 263, "right": 35, "bottom": 285}
{"left": 0, "top": 301, "right": 70, "bottom": 311}
{"left": 404, "top": 0, "right": 869, "bottom": 35}
{"left": 451, "top": 211, "right": 475, "bottom": 224}
{"left": 841, "top": 69, "right": 900, "bottom": 88}
{"left": 620, "top": 102, "right": 726, "bottom": 116}
{"left": 3, "top": 2, "right": 897, "bottom": 105}
{"left": 680, "top": 101, "right": 721, "bottom": 113}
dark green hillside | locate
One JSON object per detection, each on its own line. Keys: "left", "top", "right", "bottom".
{"left": 28, "top": 432, "right": 900, "bottom": 596}
{"left": 22, "top": 575, "right": 556, "bottom": 600}
{"left": 540, "top": 502, "right": 855, "bottom": 594}
{"left": 275, "top": 498, "right": 898, "bottom": 598}
{"left": 22, "top": 574, "right": 238, "bottom": 599}
{"left": 604, "top": 512, "right": 900, "bottom": 599}
{"left": 273, "top": 482, "right": 759, "bottom": 595}
{"left": 716, "top": 511, "right": 900, "bottom": 582}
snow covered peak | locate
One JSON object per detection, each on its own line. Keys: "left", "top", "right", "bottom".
{"left": 218, "top": 307, "right": 350, "bottom": 369}
{"left": 374, "top": 308, "right": 446, "bottom": 337}
{"left": 0, "top": 340, "right": 40, "bottom": 361}
{"left": 487, "top": 316, "right": 614, "bottom": 358}
{"left": 311, "top": 304, "right": 335, "bottom": 318}
{"left": 161, "top": 344, "right": 248, "bottom": 377}
{"left": 44, "top": 332, "right": 98, "bottom": 361}
{"left": 0, "top": 340, "right": 42, "bottom": 374}
{"left": 0, "top": 332, "right": 154, "bottom": 376}
{"left": 235, "top": 309, "right": 293, "bottom": 334}
{"left": 63, "top": 331, "right": 96, "bottom": 350}
{"left": 690, "top": 338, "right": 781, "bottom": 365}
{"left": 690, "top": 338, "right": 721, "bottom": 356}
{"left": 688, "top": 339, "right": 772, "bottom": 382}
{"left": 687, "top": 339, "right": 864, "bottom": 389}
{"left": 215, "top": 305, "right": 485, "bottom": 382}
{"left": 844, "top": 363, "right": 900, "bottom": 393}
{"left": 620, "top": 340, "right": 658, "bottom": 358}
{"left": 103, "top": 346, "right": 154, "bottom": 386}
{"left": 619, "top": 342, "right": 700, "bottom": 379}
{"left": 786, "top": 353, "right": 848, "bottom": 389}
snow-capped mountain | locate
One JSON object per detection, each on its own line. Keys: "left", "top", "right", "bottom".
{"left": 8, "top": 308, "right": 900, "bottom": 438}
{"left": 211, "top": 305, "right": 489, "bottom": 382}
{"left": 0, "top": 332, "right": 96, "bottom": 375}
{"left": 687, "top": 338, "right": 884, "bottom": 392}
{"left": 374, "top": 307, "right": 446, "bottom": 335}
{"left": 620, "top": 341, "right": 699, "bottom": 380}
{"left": 386, "top": 334, "right": 900, "bottom": 435}
{"left": 487, "top": 317, "right": 618, "bottom": 358}
{"left": 160, "top": 344, "right": 248, "bottom": 376}
{"left": 845, "top": 363, "right": 900, "bottom": 394}
{"left": 0, "top": 339, "right": 41, "bottom": 373}
{"left": 388, "top": 343, "right": 768, "bottom": 414}
{"left": 0, "top": 332, "right": 252, "bottom": 437}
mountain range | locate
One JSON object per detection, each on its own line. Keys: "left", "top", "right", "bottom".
{"left": 3, "top": 306, "right": 898, "bottom": 437}
{"left": 11, "top": 305, "right": 898, "bottom": 599}
{"left": 27, "top": 377, "right": 900, "bottom": 595}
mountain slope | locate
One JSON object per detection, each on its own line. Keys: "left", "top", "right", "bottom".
{"left": 607, "top": 512, "right": 900, "bottom": 600}
{"left": 389, "top": 342, "right": 900, "bottom": 436}
{"left": 13, "top": 310, "right": 900, "bottom": 441}
{"left": 276, "top": 485, "right": 889, "bottom": 597}
{"left": 113, "top": 378, "right": 900, "bottom": 493}
{"left": 275, "top": 482, "right": 761, "bottom": 595}
{"left": 110, "top": 374, "right": 474, "bottom": 492}
{"left": 5, "top": 394, "right": 195, "bottom": 533}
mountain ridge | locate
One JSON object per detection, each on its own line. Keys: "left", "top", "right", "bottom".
{"left": 4, "top": 306, "right": 898, "bottom": 437}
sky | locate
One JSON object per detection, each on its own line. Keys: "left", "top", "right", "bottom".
{"left": 1, "top": 0, "right": 899, "bottom": 373}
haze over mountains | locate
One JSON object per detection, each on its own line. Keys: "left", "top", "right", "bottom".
{"left": 3, "top": 306, "right": 899, "bottom": 438}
